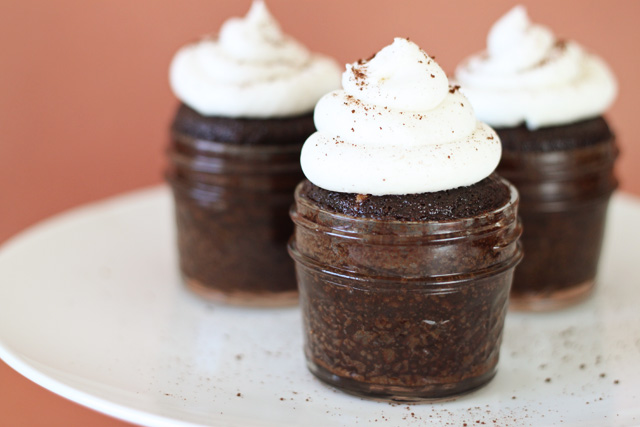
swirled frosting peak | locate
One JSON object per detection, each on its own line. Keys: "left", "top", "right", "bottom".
{"left": 455, "top": 6, "right": 617, "bottom": 129}
{"left": 301, "top": 38, "right": 501, "bottom": 195}
{"left": 169, "top": 1, "right": 341, "bottom": 118}
{"left": 342, "top": 38, "right": 449, "bottom": 111}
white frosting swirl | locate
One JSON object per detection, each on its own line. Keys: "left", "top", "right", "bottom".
{"left": 455, "top": 6, "right": 617, "bottom": 130}
{"left": 169, "top": 1, "right": 341, "bottom": 118}
{"left": 301, "top": 38, "right": 501, "bottom": 195}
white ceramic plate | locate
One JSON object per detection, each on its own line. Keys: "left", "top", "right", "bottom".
{"left": 0, "top": 187, "right": 639, "bottom": 427}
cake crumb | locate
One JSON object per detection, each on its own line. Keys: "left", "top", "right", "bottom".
{"left": 356, "top": 194, "right": 369, "bottom": 204}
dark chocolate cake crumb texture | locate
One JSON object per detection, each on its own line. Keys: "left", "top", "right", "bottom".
{"left": 497, "top": 116, "right": 613, "bottom": 152}
{"left": 167, "top": 101, "right": 313, "bottom": 300}
{"left": 301, "top": 174, "right": 510, "bottom": 221}
{"left": 497, "top": 121, "right": 617, "bottom": 304}
{"left": 172, "top": 103, "right": 315, "bottom": 145}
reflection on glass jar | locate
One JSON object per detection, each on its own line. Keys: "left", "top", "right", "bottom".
{"left": 289, "top": 180, "right": 522, "bottom": 400}
{"left": 497, "top": 119, "right": 618, "bottom": 311}
{"left": 166, "top": 106, "right": 311, "bottom": 306}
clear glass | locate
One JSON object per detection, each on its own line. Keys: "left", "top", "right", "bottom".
{"left": 167, "top": 130, "right": 303, "bottom": 306}
{"left": 288, "top": 179, "right": 522, "bottom": 401}
{"left": 498, "top": 139, "right": 618, "bottom": 311}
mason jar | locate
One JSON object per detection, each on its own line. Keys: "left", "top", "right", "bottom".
{"left": 497, "top": 124, "right": 618, "bottom": 311}
{"left": 166, "top": 106, "right": 311, "bottom": 306}
{"left": 288, "top": 179, "right": 522, "bottom": 400}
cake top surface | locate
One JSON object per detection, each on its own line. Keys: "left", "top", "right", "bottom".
{"left": 299, "top": 175, "right": 511, "bottom": 222}
{"left": 301, "top": 38, "right": 501, "bottom": 196}
{"left": 455, "top": 5, "right": 617, "bottom": 130}
{"left": 169, "top": 1, "right": 341, "bottom": 118}
{"left": 496, "top": 116, "right": 613, "bottom": 152}
{"left": 171, "top": 104, "right": 315, "bottom": 145}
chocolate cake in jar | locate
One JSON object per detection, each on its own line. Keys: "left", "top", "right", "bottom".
{"left": 166, "top": 1, "right": 341, "bottom": 306}
{"left": 288, "top": 38, "right": 522, "bottom": 400}
{"left": 456, "top": 6, "right": 618, "bottom": 311}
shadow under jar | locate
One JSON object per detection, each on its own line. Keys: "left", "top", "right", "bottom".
{"left": 288, "top": 179, "right": 523, "bottom": 401}
{"left": 166, "top": 104, "right": 311, "bottom": 306}
{"left": 496, "top": 117, "right": 619, "bottom": 311}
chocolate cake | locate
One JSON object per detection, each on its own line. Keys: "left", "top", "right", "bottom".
{"left": 300, "top": 174, "right": 510, "bottom": 222}
{"left": 290, "top": 38, "right": 521, "bottom": 399}
{"left": 291, "top": 178, "right": 521, "bottom": 400}
{"left": 167, "top": 106, "right": 309, "bottom": 304}
{"left": 496, "top": 116, "right": 613, "bottom": 152}
{"left": 171, "top": 176, "right": 300, "bottom": 298}
{"left": 497, "top": 121, "right": 618, "bottom": 309}
{"left": 298, "top": 266, "right": 513, "bottom": 399}
{"left": 455, "top": 6, "right": 619, "bottom": 310}
{"left": 166, "top": 1, "right": 341, "bottom": 305}
{"left": 172, "top": 104, "right": 315, "bottom": 146}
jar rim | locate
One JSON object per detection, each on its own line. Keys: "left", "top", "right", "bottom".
{"left": 172, "top": 131, "right": 303, "bottom": 156}
{"left": 292, "top": 177, "right": 520, "bottom": 240}
{"left": 288, "top": 239, "right": 523, "bottom": 290}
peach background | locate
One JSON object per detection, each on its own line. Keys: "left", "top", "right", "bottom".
{"left": 0, "top": 1, "right": 638, "bottom": 425}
